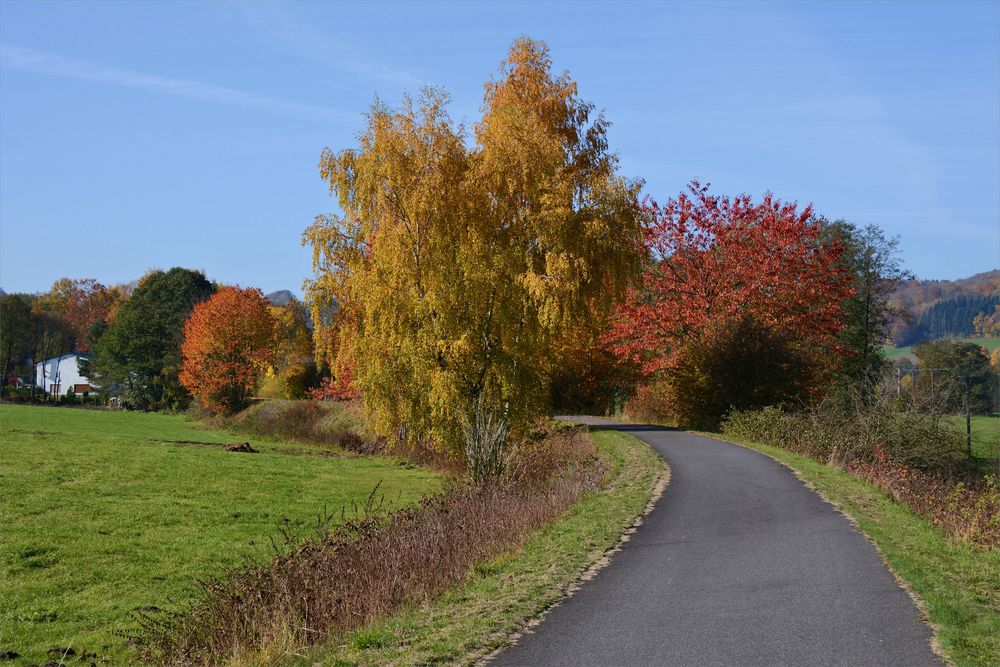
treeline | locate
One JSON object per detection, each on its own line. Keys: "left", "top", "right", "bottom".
{"left": 889, "top": 270, "right": 1000, "bottom": 345}
{"left": 296, "top": 37, "right": 931, "bottom": 463}
{"left": 0, "top": 269, "right": 320, "bottom": 409}
{"left": 0, "top": 278, "right": 125, "bottom": 396}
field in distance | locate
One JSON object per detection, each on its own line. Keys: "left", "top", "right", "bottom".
{"left": 882, "top": 336, "right": 1000, "bottom": 361}
{"left": 0, "top": 404, "right": 441, "bottom": 665}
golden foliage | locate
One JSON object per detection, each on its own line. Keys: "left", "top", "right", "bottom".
{"left": 304, "top": 37, "right": 642, "bottom": 452}
{"left": 260, "top": 299, "right": 317, "bottom": 399}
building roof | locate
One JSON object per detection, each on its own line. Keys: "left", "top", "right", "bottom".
{"left": 35, "top": 352, "right": 91, "bottom": 365}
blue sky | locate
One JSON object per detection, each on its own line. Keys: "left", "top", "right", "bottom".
{"left": 1, "top": 0, "right": 997, "bottom": 296}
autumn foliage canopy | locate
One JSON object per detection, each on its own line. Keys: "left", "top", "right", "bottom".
{"left": 304, "top": 37, "right": 642, "bottom": 454}
{"left": 607, "top": 183, "right": 854, "bottom": 426}
{"left": 180, "top": 287, "right": 277, "bottom": 414}
{"left": 35, "top": 277, "right": 125, "bottom": 353}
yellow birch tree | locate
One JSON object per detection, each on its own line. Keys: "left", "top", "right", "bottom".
{"left": 303, "top": 37, "right": 642, "bottom": 475}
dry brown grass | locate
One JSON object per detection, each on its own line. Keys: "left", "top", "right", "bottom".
{"left": 218, "top": 399, "right": 464, "bottom": 471}
{"left": 843, "top": 450, "right": 1000, "bottom": 547}
{"left": 137, "top": 425, "right": 603, "bottom": 666}
{"left": 723, "top": 401, "right": 1000, "bottom": 548}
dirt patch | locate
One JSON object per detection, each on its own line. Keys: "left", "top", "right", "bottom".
{"left": 281, "top": 447, "right": 345, "bottom": 459}
{"left": 225, "top": 443, "right": 258, "bottom": 453}
{"left": 0, "top": 651, "right": 19, "bottom": 660}
{"left": 146, "top": 438, "right": 222, "bottom": 448}
{"left": 149, "top": 438, "right": 220, "bottom": 446}
{"left": 145, "top": 437, "right": 351, "bottom": 459}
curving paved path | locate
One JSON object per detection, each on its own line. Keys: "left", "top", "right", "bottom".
{"left": 492, "top": 418, "right": 942, "bottom": 667}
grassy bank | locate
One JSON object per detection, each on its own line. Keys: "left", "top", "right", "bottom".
{"left": 267, "top": 428, "right": 665, "bottom": 667}
{"left": 0, "top": 404, "right": 441, "bottom": 665}
{"left": 718, "top": 433, "right": 1000, "bottom": 666}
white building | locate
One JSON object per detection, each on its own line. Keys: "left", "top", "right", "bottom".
{"left": 35, "top": 353, "right": 94, "bottom": 395}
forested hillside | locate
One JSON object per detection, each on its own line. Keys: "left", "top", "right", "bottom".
{"left": 889, "top": 270, "right": 1000, "bottom": 346}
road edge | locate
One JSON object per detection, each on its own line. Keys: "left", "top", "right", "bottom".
{"left": 706, "top": 432, "right": 951, "bottom": 666}
{"left": 480, "top": 429, "right": 670, "bottom": 664}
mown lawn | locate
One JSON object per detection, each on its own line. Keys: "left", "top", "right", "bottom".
{"left": 0, "top": 404, "right": 441, "bottom": 665}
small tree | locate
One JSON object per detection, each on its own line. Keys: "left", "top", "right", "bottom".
{"left": 180, "top": 287, "right": 277, "bottom": 414}
{"left": 548, "top": 311, "right": 637, "bottom": 415}
{"left": 913, "top": 340, "right": 995, "bottom": 414}
{"left": 260, "top": 297, "right": 318, "bottom": 399}
{"left": 665, "top": 316, "right": 814, "bottom": 430}
{"left": 29, "top": 294, "right": 75, "bottom": 398}
{"left": 0, "top": 294, "right": 34, "bottom": 391}
{"left": 818, "top": 220, "right": 912, "bottom": 384}
{"left": 63, "top": 279, "right": 122, "bottom": 352}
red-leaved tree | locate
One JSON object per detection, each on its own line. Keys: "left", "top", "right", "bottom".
{"left": 63, "top": 279, "right": 117, "bottom": 352}
{"left": 305, "top": 326, "right": 360, "bottom": 401}
{"left": 179, "top": 287, "right": 277, "bottom": 414}
{"left": 607, "top": 182, "right": 854, "bottom": 425}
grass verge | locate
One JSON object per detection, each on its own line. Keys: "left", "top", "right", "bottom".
{"left": 268, "top": 428, "right": 666, "bottom": 667}
{"left": 0, "top": 404, "right": 441, "bottom": 665}
{"left": 718, "top": 433, "right": 1000, "bottom": 667}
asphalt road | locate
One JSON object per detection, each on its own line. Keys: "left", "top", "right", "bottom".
{"left": 491, "top": 418, "right": 942, "bottom": 667}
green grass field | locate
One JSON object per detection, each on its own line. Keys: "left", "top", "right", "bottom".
{"left": 883, "top": 336, "right": 1000, "bottom": 361}
{"left": 948, "top": 414, "right": 1000, "bottom": 463}
{"left": 0, "top": 404, "right": 442, "bottom": 665}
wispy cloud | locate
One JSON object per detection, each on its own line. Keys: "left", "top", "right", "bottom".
{"left": 230, "top": 1, "right": 425, "bottom": 90}
{"left": 0, "top": 43, "right": 349, "bottom": 120}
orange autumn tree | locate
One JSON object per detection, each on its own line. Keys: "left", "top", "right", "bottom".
{"left": 180, "top": 287, "right": 277, "bottom": 414}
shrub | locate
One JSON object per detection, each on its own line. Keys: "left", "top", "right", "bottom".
{"left": 228, "top": 400, "right": 362, "bottom": 446}
{"left": 664, "top": 316, "right": 815, "bottom": 431}
{"left": 624, "top": 382, "right": 673, "bottom": 424}
{"left": 723, "top": 386, "right": 967, "bottom": 471}
{"left": 514, "top": 422, "right": 598, "bottom": 487}
{"left": 463, "top": 395, "right": 513, "bottom": 484}
{"left": 722, "top": 386, "right": 996, "bottom": 547}
{"left": 258, "top": 361, "right": 320, "bottom": 400}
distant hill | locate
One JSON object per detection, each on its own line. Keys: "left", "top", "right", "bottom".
{"left": 264, "top": 289, "right": 295, "bottom": 306}
{"left": 889, "top": 270, "right": 1000, "bottom": 346}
